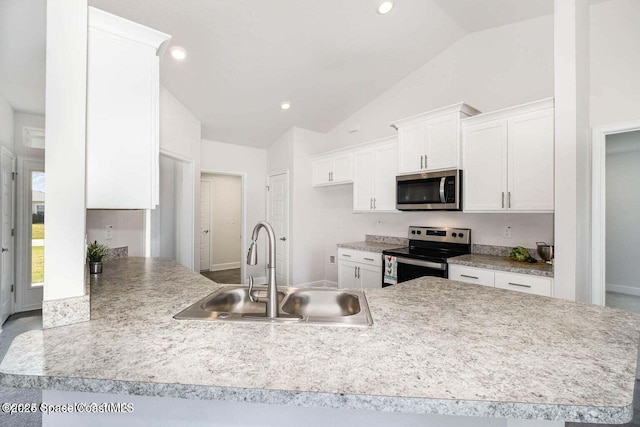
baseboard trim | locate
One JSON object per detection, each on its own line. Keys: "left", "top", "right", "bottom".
{"left": 606, "top": 283, "right": 640, "bottom": 297}
{"left": 211, "top": 262, "right": 241, "bottom": 272}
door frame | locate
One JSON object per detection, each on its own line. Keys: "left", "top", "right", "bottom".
{"left": 200, "top": 169, "right": 247, "bottom": 285}
{"left": 0, "top": 147, "right": 16, "bottom": 324}
{"left": 591, "top": 119, "right": 640, "bottom": 306}
{"left": 267, "top": 170, "right": 290, "bottom": 286}
{"left": 15, "top": 157, "right": 44, "bottom": 313}
{"left": 199, "top": 179, "right": 212, "bottom": 272}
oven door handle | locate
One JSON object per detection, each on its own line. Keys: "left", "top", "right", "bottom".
{"left": 395, "top": 256, "right": 447, "bottom": 271}
{"left": 439, "top": 177, "right": 447, "bottom": 204}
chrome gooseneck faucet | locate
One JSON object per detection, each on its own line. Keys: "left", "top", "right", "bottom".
{"left": 246, "top": 221, "right": 279, "bottom": 318}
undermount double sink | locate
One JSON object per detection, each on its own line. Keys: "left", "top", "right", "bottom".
{"left": 174, "top": 286, "right": 373, "bottom": 327}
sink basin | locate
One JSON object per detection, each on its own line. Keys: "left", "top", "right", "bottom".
{"left": 281, "top": 289, "right": 361, "bottom": 317}
{"left": 174, "top": 286, "right": 373, "bottom": 326}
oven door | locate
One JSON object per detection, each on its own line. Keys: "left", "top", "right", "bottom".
{"left": 393, "top": 256, "right": 447, "bottom": 285}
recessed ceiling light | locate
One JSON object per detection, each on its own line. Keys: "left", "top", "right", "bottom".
{"left": 169, "top": 46, "right": 187, "bottom": 61}
{"left": 377, "top": 1, "right": 394, "bottom": 15}
{"left": 280, "top": 101, "right": 291, "bottom": 110}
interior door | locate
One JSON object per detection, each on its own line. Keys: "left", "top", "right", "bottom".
{"left": 199, "top": 180, "right": 211, "bottom": 271}
{"left": 1, "top": 149, "right": 15, "bottom": 324}
{"left": 268, "top": 172, "right": 289, "bottom": 286}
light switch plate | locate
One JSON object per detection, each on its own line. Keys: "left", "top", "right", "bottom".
{"left": 503, "top": 226, "right": 512, "bottom": 239}
{"left": 105, "top": 225, "right": 113, "bottom": 240}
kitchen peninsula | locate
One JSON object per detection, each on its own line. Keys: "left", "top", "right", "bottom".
{"left": 1, "top": 258, "right": 639, "bottom": 426}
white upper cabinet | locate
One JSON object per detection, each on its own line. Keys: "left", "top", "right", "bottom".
{"left": 462, "top": 98, "right": 555, "bottom": 213}
{"left": 353, "top": 137, "right": 398, "bottom": 212}
{"left": 312, "top": 153, "right": 353, "bottom": 186}
{"left": 392, "top": 103, "right": 481, "bottom": 175}
{"left": 86, "top": 8, "right": 171, "bottom": 209}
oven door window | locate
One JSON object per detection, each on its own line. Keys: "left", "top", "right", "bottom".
{"left": 397, "top": 178, "right": 442, "bottom": 206}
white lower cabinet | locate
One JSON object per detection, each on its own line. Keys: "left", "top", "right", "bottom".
{"left": 337, "top": 248, "right": 382, "bottom": 289}
{"left": 449, "top": 264, "right": 552, "bottom": 297}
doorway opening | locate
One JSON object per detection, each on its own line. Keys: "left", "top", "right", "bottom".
{"left": 592, "top": 121, "right": 640, "bottom": 312}
{"left": 200, "top": 173, "right": 243, "bottom": 285}
{"left": 148, "top": 153, "right": 195, "bottom": 269}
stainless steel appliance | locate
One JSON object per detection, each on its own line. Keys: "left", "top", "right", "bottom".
{"left": 536, "top": 242, "right": 554, "bottom": 264}
{"left": 396, "top": 169, "right": 462, "bottom": 211}
{"left": 382, "top": 226, "right": 471, "bottom": 286}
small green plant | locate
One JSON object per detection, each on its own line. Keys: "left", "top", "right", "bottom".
{"left": 87, "top": 241, "right": 109, "bottom": 263}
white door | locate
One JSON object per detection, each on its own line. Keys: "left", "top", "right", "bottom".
{"left": 353, "top": 150, "right": 374, "bottom": 212}
{"left": 462, "top": 120, "right": 509, "bottom": 212}
{"left": 0, "top": 149, "right": 15, "bottom": 324}
{"left": 373, "top": 142, "right": 398, "bottom": 211}
{"left": 199, "top": 180, "right": 211, "bottom": 271}
{"left": 0, "top": 149, "right": 14, "bottom": 326}
{"left": 267, "top": 173, "right": 289, "bottom": 286}
{"left": 508, "top": 108, "right": 555, "bottom": 211}
{"left": 425, "top": 113, "right": 458, "bottom": 171}
{"left": 397, "top": 122, "right": 426, "bottom": 174}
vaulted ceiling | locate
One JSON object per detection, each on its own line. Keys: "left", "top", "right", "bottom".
{"left": 1, "top": 0, "right": 557, "bottom": 148}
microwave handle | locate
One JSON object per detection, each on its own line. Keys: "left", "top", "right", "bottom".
{"left": 439, "top": 177, "right": 446, "bottom": 204}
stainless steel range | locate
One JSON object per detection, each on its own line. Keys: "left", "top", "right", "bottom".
{"left": 382, "top": 226, "right": 471, "bottom": 286}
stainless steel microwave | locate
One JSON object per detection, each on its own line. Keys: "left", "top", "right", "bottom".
{"left": 396, "top": 169, "right": 462, "bottom": 211}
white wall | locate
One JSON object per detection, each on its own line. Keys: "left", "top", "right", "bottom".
{"left": 269, "top": 17, "right": 556, "bottom": 285}
{"left": 201, "top": 139, "right": 267, "bottom": 282}
{"left": 590, "top": 0, "right": 640, "bottom": 128}
{"left": 201, "top": 173, "right": 242, "bottom": 270}
{"left": 605, "top": 131, "right": 640, "bottom": 294}
{"left": 324, "top": 15, "right": 554, "bottom": 150}
{"left": 86, "top": 210, "right": 145, "bottom": 256}
{"left": 13, "top": 112, "right": 45, "bottom": 159}
{"left": 0, "top": 93, "right": 14, "bottom": 152}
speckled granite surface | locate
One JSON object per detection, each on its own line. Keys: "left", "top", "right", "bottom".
{"left": 365, "top": 235, "right": 409, "bottom": 246}
{"left": 337, "top": 241, "right": 406, "bottom": 253}
{"left": 103, "top": 246, "right": 128, "bottom": 262}
{"left": 449, "top": 254, "right": 554, "bottom": 277}
{"left": 473, "top": 244, "right": 543, "bottom": 260}
{"left": 42, "top": 294, "right": 90, "bottom": 329}
{"left": 1, "top": 257, "right": 638, "bottom": 423}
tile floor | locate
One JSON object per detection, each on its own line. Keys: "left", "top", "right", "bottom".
{"left": 201, "top": 268, "right": 241, "bottom": 284}
{"left": 0, "top": 310, "right": 43, "bottom": 427}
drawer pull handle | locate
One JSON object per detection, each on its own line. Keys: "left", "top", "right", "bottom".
{"left": 364, "top": 258, "right": 375, "bottom": 261}
{"left": 508, "top": 282, "right": 531, "bottom": 288}
{"left": 461, "top": 274, "right": 479, "bottom": 280}
{"left": 342, "top": 254, "right": 352, "bottom": 258}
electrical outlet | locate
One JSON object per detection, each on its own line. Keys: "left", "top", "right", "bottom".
{"left": 329, "top": 255, "right": 336, "bottom": 265}
{"left": 503, "top": 226, "right": 512, "bottom": 239}
{"left": 105, "top": 225, "right": 113, "bottom": 240}
{"left": 375, "top": 220, "right": 382, "bottom": 230}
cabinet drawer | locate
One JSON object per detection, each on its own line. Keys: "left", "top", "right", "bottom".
{"left": 448, "top": 265, "right": 495, "bottom": 287}
{"left": 494, "top": 272, "right": 552, "bottom": 297}
{"left": 338, "top": 248, "right": 381, "bottom": 267}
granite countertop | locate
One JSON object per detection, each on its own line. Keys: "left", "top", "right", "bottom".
{"left": 1, "top": 257, "right": 638, "bottom": 423}
{"left": 337, "top": 241, "right": 406, "bottom": 253}
{"left": 449, "top": 254, "right": 554, "bottom": 277}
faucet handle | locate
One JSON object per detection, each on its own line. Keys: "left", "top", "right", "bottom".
{"left": 248, "top": 275, "right": 256, "bottom": 303}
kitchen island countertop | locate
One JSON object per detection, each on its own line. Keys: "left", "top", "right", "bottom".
{"left": 0, "top": 257, "right": 638, "bottom": 424}
{"left": 449, "top": 254, "right": 554, "bottom": 277}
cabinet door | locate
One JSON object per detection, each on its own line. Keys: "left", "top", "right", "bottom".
{"left": 86, "top": 27, "right": 157, "bottom": 209}
{"left": 338, "top": 260, "right": 359, "bottom": 289}
{"left": 507, "top": 108, "right": 554, "bottom": 211}
{"left": 372, "top": 143, "right": 398, "bottom": 211}
{"left": 462, "top": 120, "right": 508, "bottom": 212}
{"left": 359, "top": 264, "right": 382, "bottom": 289}
{"left": 353, "top": 150, "right": 375, "bottom": 212}
{"left": 397, "top": 123, "right": 427, "bottom": 174}
{"left": 312, "top": 158, "right": 333, "bottom": 186}
{"left": 425, "top": 113, "right": 459, "bottom": 171}
{"left": 332, "top": 154, "right": 353, "bottom": 183}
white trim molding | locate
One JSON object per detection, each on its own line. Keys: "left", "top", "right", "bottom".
{"left": 591, "top": 119, "right": 640, "bottom": 306}
{"left": 607, "top": 284, "right": 640, "bottom": 297}
{"left": 211, "top": 262, "right": 241, "bottom": 272}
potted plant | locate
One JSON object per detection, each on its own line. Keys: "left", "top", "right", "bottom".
{"left": 87, "top": 240, "right": 109, "bottom": 274}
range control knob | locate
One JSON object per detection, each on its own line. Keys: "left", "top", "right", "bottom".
{"left": 416, "top": 230, "right": 421, "bottom": 235}
{"left": 459, "top": 233, "right": 464, "bottom": 238}
{"left": 411, "top": 230, "right": 416, "bottom": 235}
{"left": 452, "top": 233, "right": 457, "bottom": 237}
